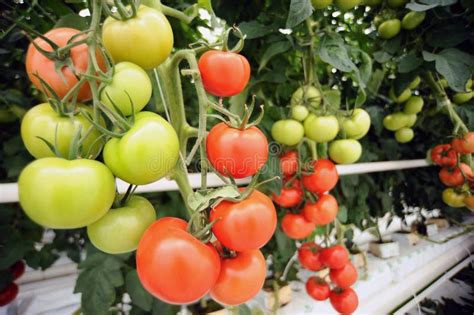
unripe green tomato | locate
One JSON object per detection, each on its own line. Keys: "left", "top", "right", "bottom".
{"left": 329, "top": 139, "right": 362, "bottom": 164}
{"left": 438, "top": 79, "right": 448, "bottom": 88}
{"left": 304, "top": 114, "right": 340, "bottom": 143}
{"left": 403, "top": 96, "right": 424, "bottom": 114}
{"left": 87, "top": 195, "right": 156, "bottom": 254}
{"left": 378, "top": 19, "right": 401, "bottom": 39}
{"left": 453, "top": 91, "right": 473, "bottom": 104}
{"left": 374, "top": 15, "right": 384, "bottom": 28}
{"left": 387, "top": 0, "right": 406, "bottom": 8}
{"left": 401, "top": 11, "right": 426, "bottom": 30}
{"left": 334, "top": 0, "right": 361, "bottom": 10}
{"left": 311, "top": 0, "right": 333, "bottom": 9}
{"left": 271, "top": 119, "right": 304, "bottom": 146}
{"left": 100, "top": 62, "right": 152, "bottom": 116}
{"left": 389, "top": 86, "right": 412, "bottom": 103}
{"left": 341, "top": 108, "right": 371, "bottom": 139}
{"left": 383, "top": 112, "right": 408, "bottom": 131}
{"left": 442, "top": 188, "right": 466, "bottom": 208}
{"left": 404, "top": 114, "right": 417, "bottom": 128}
{"left": 395, "top": 127, "right": 414, "bottom": 143}
{"left": 466, "top": 79, "right": 473, "bottom": 90}
{"left": 291, "top": 85, "right": 322, "bottom": 109}
{"left": 409, "top": 76, "right": 421, "bottom": 89}
{"left": 291, "top": 105, "right": 309, "bottom": 121}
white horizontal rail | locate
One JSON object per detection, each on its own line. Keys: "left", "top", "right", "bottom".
{"left": 0, "top": 159, "right": 430, "bottom": 204}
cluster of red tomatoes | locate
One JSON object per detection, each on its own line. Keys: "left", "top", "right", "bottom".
{"left": 299, "top": 244, "right": 359, "bottom": 314}
{"left": 274, "top": 152, "right": 340, "bottom": 240}
{"left": 0, "top": 261, "right": 25, "bottom": 307}
{"left": 431, "top": 132, "right": 474, "bottom": 210}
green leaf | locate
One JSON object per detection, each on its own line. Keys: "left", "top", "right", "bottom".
{"left": 285, "top": 0, "right": 313, "bottom": 28}
{"left": 54, "top": 13, "right": 89, "bottom": 30}
{"left": 423, "top": 49, "right": 474, "bottom": 92}
{"left": 318, "top": 34, "right": 357, "bottom": 73}
{"left": 398, "top": 54, "right": 423, "bottom": 73}
{"left": 366, "top": 69, "right": 385, "bottom": 98}
{"left": 239, "top": 21, "right": 273, "bottom": 40}
{"left": 406, "top": 0, "right": 456, "bottom": 11}
{"left": 338, "top": 205, "right": 348, "bottom": 223}
{"left": 373, "top": 51, "right": 392, "bottom": 63}
{"left": 426, "top": 24, "right": 469, "bottom": 48}
{"left": 258, "top": 41, "right": 292, "bottom": 72}
{"left": 188, "top": 185, "right": 240, "bottom": 212}
{"left": 126, "top": 270, "right": 153, "bottom": 312}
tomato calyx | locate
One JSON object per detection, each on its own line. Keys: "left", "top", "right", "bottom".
{"left": 209, "top": 96, "right": 265, "bottom": 130}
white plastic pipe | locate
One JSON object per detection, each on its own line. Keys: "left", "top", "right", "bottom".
{"left": 0, "top": 159, "right": 430, "bottom": 204}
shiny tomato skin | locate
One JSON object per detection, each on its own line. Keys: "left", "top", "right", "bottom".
{"left": 302, "top": 160, "right": 339, "bottom": 194}
{"left": 320, "top": 245, "right": 349, "bottom": 270}
{"left": 281, "top": 213, "right": 315, "bottom": 240}
{"left": 303, "top": 194, "right": 338, "bottom": 225}
{"left": 103, "top": 112, "right": 179, "bottom": 185}
{"left": 439, "top": 163, "right": 473, "bottom": 187}
{"left": 198, "top": 50, "right": 250, "bottom": 97}
{"left": 431, "top": 144, "right": 457, "bottom": 167}
{"left": 18, "top": 158, "right": 116, "bottom": 229}
{"left": 206, "top": 123, "right": 268, "bottom": 179}
{"left": 136, "top": 217, "right": 221, "bottom": 304}
{"left": 451, "top": 138, "right": 470, "bottom": 154}
{"left": 210, "top": 250, "right": 266, "bottom": 306}
{"left": 10, "top": 261, "right": 25, "bottom": 280}
{"left": 330, "top": 288, "right": 359, "bottom": 314}
{"left": 306, "top": 276, "right": 330, "bottom": 301}
{"left": 280, "top": 151, "right": 299, "bottom": 176}
{"left": 210, "top": 189, "right": 277, "bottom": 251}
{"left": 272, "top": 180, "right": 303, "bottom": 208}
{"left": 102, "top": 6, "right": 173, "bottom": 69}
{"left": 298, "top": 242, "right": 324, "bottom": 271}
{"left": 330, "top": 262, "right": 358, "bottom": 288}
{"left": 25, "top": 28, "right": 104, "bottom": 101}
{"left": 0, "top": 283, "right": 18, "bottom": 306}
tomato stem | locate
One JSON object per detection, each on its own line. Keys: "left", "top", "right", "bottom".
{"left": 161, "top": 4, "right": 198, "bottom": 24}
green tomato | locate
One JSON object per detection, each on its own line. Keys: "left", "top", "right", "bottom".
{"left": 311, "top": 0, "right": 333, "bottom": 9}
{"left": 18, "top": 158, "right": 115, "bottom": 229}
{"left": 389, "top": 86, "right": 412, "bottom": 103}
{"left": 404, "top": 114, "right": 417, "bottom": 128}
{"left": 329, "top": 139, "right": 362, "bottom": 164}
{"left": 291, "top": 105, "right": 309, "bottom": 122}
{"left": 87, "top": 195, "right": 156, "bottom": 254}
{"left": 290, "top": 85, "right": 322, "bottom": 109}
{"left": 409, "top": 76, "right": 421, "bottom": 90}
{"left": 383, "top": 112, "right": 408, "bottom": 131}
{"left": 378, "top": 19, "right": 401, "bottom": 39}
{"left": 466, "top": 79, "right": 473, "bottom": 90}
{"left": 271, "top": 119, "right": 304, "bottom": 146}
{"left": 334, "top": 0, "right": 361, "bottom": 10}
{"left": 21, "top": 103, "right": 105, "bottom": 159}
{"left": 401, "top": 11, "right": 426, "bottom": 30}
{"left": 395, "top": 127, "right": 414, "bottom": 143}
{"left": 442, "top": 188, "right": 466, "bottom": 208}
{"left": 102, "top": 5, "right": 173, "bottom": 69}
{"left": 403, "top": 96, "right": 424, "bottom": 114}
{"left": 387, "top": 0, "right": 406, "bottom": 8}
{"left": 341, "top": 108, "right": 371, "bottom": 139}
{"left": 104, "top": 111, "right": 179, "bottom": 185}
{"left": 438, "top": 79, "right": 448, "bottom": 88}
{"left": 100, "top": 62, "right": 152, "bottom": 116}
{"left": 453, "top": 91, "right": 473, "bottom": 104}
{"left": 304, "top": 114, "right": 339, "bottom": 143}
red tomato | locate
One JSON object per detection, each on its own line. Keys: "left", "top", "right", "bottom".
{"left": 320, "top": 245, "right": 349, "bottom": 270}
{"left": 281, "top": 213, "right": 315, "bottom": 240}
{"left": 439, "top": 163, "right": 473, "bottom": 187}
{"left": 451, "top": 138, "right": 470, "bottom": 154}
{"left": 329, "top": 288, "right": 359, "bottom": 314}
{"left": 210, "top": 189, "right": 277, "bottom": 251}
{"left": 298, "top": 242, "right": 324, "bottom": 271}
{"left": 206, "top": 123, "right": 268, "bottom": 179}
{"left": 303, "top": 194, "right": 338, "bottom": 225}
{"left": 302, "top": 159, "right": 339, "bottom": 194}
{"left": 136, "top": 217, "right": 221, "bottom": 304}
{"left": 306, "top": 276, "right": 330, "bottom": 301}
{"left": 461, "top": 132, "right": 474, "bottom": 153}
{"left": 330, "top": 262, "right": 358, "bottom": 288}
{"left": 0, "top": 283, "right": 18, "bottom": 306}
{"left": 280, "top": 151, "right": 298, "bottom": 176}
{"left": 210, "top": 250, "right": 266, "bottom": 306}
{"left": 198, "top": 50, "right": 250, "bottom": 97}
{"left": 25, "top": 28, "right": 104, "bottom": 101}
{"left": 10, "top": 261, "right": 25, "bottom": 280}
{"left": 431, "top": 144, "right": 457, "bottom": 167}
{"left": 272, "top": 180, "right": 303, "bottom": 208}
